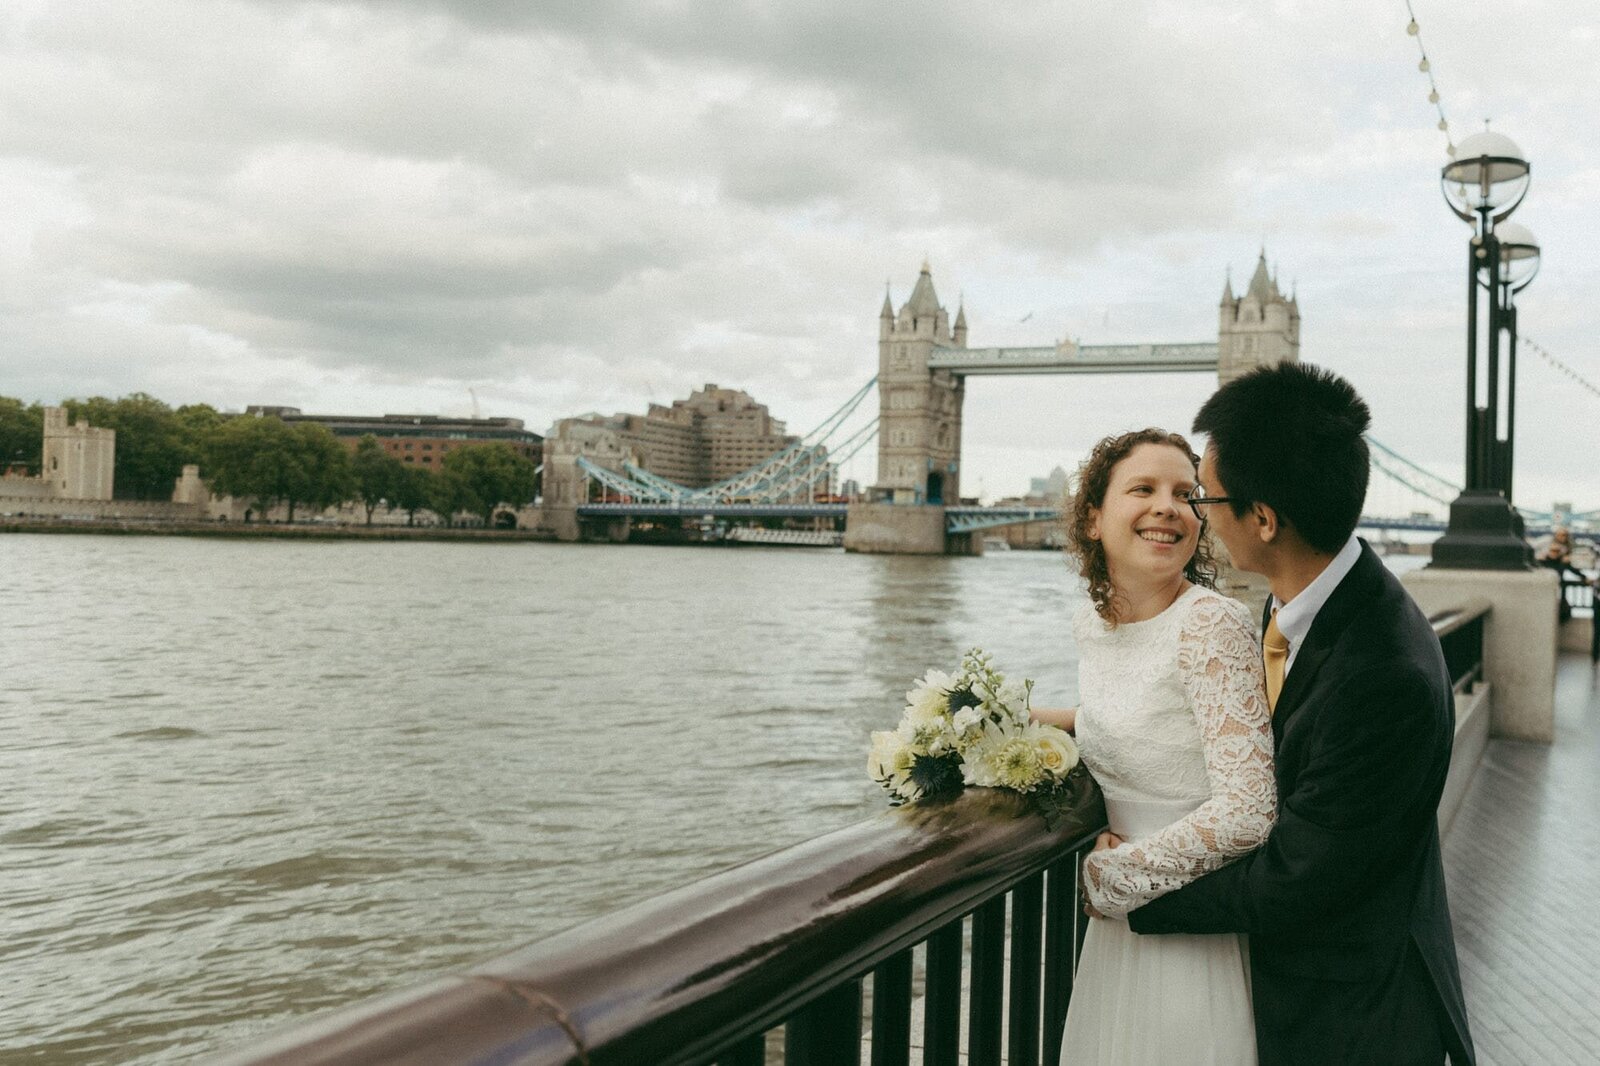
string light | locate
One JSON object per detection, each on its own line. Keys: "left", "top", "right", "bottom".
{"left": 1525, "top": 336, "right": 1600, "bottom": 403}
{"left": 1403, "top": 1, "right": 1455, "bottom": 156}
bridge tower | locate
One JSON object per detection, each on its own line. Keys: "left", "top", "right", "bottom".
{"left": 1218, "top": 252, "right": 1300, "bottom": 384}
{"left": 873, "top": 261, "right": 966, "bottom": 506}
{"left": 844, "top": 261, "right": 972, "bottom": 554}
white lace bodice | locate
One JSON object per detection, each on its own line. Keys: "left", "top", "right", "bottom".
{"left": 1074, "top": 584, "right": 1277, "bottom": 918}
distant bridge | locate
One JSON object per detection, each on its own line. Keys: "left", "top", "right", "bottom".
{"left": 928, "top": 342, "right": 1220, "bottom": 376}
{"left": 576, "top": 501, "right": 1058, "bottom": 535}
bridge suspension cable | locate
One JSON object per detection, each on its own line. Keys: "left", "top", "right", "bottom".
{"left": 1367, "top": 436, "right": 1461, "bottom": 505}
{"left": 576, "top": 378, "right": 880, "bottom": 506}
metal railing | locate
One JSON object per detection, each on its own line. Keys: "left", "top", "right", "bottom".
{"left": 1555, "top": 567, "right": 1595, "bottom": 615}
{"left": 1430, "top": 600, "right": 1491, "bottom": 694}
{"left": 207, "top": 605, "right": 1494, "bottom": 1066}
{"left": 210, "top": 783, "right": 1106, "bottom": 1066}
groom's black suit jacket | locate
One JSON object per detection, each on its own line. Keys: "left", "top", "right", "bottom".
{"left": 1129, "top": 541, "right": 1475, "bottom": 1065}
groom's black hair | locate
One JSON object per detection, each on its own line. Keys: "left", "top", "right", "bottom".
{"left": 1193, "top": 361, "right": 1371, "bottom": 554}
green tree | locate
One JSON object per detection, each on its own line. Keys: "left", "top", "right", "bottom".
{"left": 391, "top": 464, "right": 433, "bottom": 527}
{"left": 0, "top": 396, "right": 44, "bottom": 475}
{"left": 174, "top": 404, "right": 225, "bottom": 467}
{"left": 427, "top": 465, "right": 476, "bottom": 528}
{"left": 63, "top": 393, "right": 186, "bottom": 500}
{"left": 441, "top": 443, "right": 540, "bottom": 526}
{"left": 205, "top": 416, "right": 353, "bottom": 522}
{"left": 351, "top": 435, "right": 402, "bottom": 525}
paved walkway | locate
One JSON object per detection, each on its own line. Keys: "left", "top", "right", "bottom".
{"left": 1442, "top": 651, "right": 1600, "bottom": 1065}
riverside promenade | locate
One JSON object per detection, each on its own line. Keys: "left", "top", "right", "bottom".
{"left": 1442, "top": 649, "right": 1600, "bottom": 1065}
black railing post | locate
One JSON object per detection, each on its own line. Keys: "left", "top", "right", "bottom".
{"left": 923, "top": 921, "right": 964, "bottom": 1066}
{"left": 1042, "top": 857, "right": 1076, "bottom": 1064}
{"left": 869, "top": 948, "right": 912, "bottom": 1066}
{"left": 968, "top": 896, "right": 1007, "bottom": 1066}
{"left": 1007, "top": 873, "right": 1044, "bottom": 1066}
{"left": 784, "top": 978, "right": 860, "bottom": 1066}
{"left": 717, "top": 1034, "right": 764, "bottom": 1066}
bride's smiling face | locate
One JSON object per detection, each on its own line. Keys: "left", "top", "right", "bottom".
{"left": 1088, "top": 443, "right": 1202, "bottom": 585}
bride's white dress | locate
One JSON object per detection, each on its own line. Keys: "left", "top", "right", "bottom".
{"left": 1059, "top": 584, "right": 1277, "bottom": 1065}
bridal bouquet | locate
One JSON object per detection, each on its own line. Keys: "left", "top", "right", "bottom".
{"left": 867, "top": 648, "right": 1084, "bottom": 828}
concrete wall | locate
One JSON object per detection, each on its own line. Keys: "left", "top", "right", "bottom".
{"left": 1403, "top": 567, "right": 1559, "bottom": 742}
{"left": 843, "top": 503, "right": 947, "bottom": 554}
{"left": 0, "top": 476, "right": 54, "bottom": 500}
{"left": 1558, "top": 616, "right": 1593, "bottom": 655}
{"left": 1438, "top": 682, "right": 1492, "bottom": 836}
{"left": 0, "top": 496, "right": 206, "bottom": 521}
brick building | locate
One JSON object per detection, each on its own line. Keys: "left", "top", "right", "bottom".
{"left": 556, "top": 385, "right": 799, "bottom": 488}
{"left": 245, "top": 407, "right": 543, "bottom": 470}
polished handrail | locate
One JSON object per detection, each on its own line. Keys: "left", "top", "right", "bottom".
{"left": 210, "top": 783, "right": 1105, "bottom": 1066}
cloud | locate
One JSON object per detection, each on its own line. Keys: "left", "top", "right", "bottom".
{"left": 2, "top": 0, "right": 1597, "bottom": 504}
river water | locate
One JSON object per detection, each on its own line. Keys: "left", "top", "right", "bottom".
{"left": 2, "top": 535, "right": 1094, "bottom": 1063}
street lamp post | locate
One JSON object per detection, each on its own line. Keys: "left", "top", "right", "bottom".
{"left": 1492, "top": 221, "right": 1540, "bottom": 501}
{"left": 1429, "top": 130, "right": 1537, "bottom": 570}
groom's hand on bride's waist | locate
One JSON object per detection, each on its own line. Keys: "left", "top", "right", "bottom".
{"left": 1082, "top": 832, "right": 1126, "bottom": 921}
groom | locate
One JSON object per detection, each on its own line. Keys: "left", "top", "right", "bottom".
{"left": 1122, "top": 362, "right": 1475, "bottom": 1064}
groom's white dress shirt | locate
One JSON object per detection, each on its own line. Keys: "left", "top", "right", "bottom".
{"left": 1270, "top": 533, "right": 1362, "bottom": 678}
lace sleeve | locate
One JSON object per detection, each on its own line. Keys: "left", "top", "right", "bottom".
{"left": 1083, "top": 594, "right": 1278, "bottom": 918}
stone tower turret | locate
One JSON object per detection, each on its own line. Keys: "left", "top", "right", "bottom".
{"left": 874, "top": 261, "right": 965, "bottom": 504}
{"left": 1217, "top": 251, "right": 1300, "bottom": 384}
{"left": 41, "top": 406, "right": 115, "bottom": 500}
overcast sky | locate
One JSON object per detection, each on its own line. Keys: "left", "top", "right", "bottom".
{"left": 4, "top": 1, "right": 1596, "bottom": 510}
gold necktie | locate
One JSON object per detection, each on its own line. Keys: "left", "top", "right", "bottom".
{"left": 1263, "top": 611, "right": 1289, "bottom": 713}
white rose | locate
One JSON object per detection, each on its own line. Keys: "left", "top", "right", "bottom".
{"left": 1034, "top": 729, "right": 1079, "bottom": 780}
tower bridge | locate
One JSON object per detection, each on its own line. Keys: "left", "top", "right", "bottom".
{"left": 550, "top": 254, "right": 1569, "bottom": 550}
{"left": 846, "top": 255, "right": 1298, "bottom": 553}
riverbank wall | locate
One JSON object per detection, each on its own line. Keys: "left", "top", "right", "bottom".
{"left": 0, "top": 516, "right": 560, "bottom": 542}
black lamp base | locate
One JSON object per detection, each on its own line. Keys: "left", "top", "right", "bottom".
{"left": 1428, "top": 490, "right": 1534, "bottom": 570}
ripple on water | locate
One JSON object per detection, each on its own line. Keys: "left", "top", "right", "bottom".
{"left": 114, "top": 726, "right": 206, "bottom": 741}
{"left": 1, "top": 817, "right": 132, "bottom": 848}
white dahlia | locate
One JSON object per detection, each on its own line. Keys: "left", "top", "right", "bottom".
{"left": 961, "top": 718, "right": 1065, "bottom": 792}
{"left": 904, "top": 668, "right": 957, "bottom": 724}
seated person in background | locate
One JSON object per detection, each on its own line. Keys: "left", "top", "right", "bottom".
{"left": 1540, "top": 527, "right": 1582, "bottom": 621}
{"left": 1540, "top": 526, "right": 1573, "bottom": 568}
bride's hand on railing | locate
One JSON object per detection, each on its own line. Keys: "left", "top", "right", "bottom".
{"left": 1030, "top": 705, "right": 1077, "bottom": 733}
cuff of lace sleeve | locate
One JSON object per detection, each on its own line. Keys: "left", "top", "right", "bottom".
{"left": 1083, "top": 853, "right": 1133, "bottom": 920}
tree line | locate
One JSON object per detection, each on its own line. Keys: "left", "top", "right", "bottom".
{"left": 0, "top": 393, "right": 540, "bottom": 526}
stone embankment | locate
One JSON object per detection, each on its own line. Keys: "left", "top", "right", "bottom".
{"left": 0, "top": 516, "right": 559, "bottom": 542}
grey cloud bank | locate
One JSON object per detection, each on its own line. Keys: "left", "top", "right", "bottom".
{"left": 3, "top": 0, "right": 1597, "bottom": 508}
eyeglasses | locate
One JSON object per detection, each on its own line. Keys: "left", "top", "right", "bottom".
{"left": 1186, "top": 489, "right": 1235, "bottom": 523}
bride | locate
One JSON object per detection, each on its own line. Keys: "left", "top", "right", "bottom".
{"left": 1032, "top": 427, "right": 1277, "bottom": 1064}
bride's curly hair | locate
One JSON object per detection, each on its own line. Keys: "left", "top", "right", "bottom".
{"left": 1066, "top": 427, "right": 1218, "bottom": 624}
